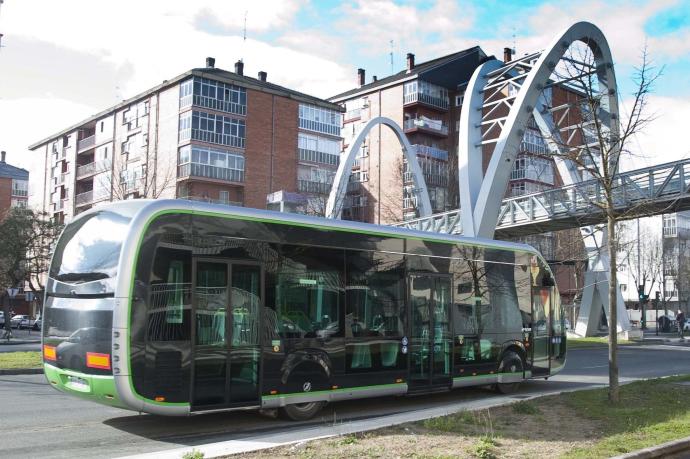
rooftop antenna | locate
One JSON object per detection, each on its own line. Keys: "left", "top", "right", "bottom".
{"left": 389, "top": 39, "right": 394, "bottom": 74}
{"left": 241, "top": 10, "right": 247, "bottom": 62}
{"left": 511, "top": 27, "right": 517, "bottom": 55}
{"left": 0, "top": 0, "right": 5, "bottom": 51}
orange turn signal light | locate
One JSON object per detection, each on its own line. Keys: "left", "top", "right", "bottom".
{"left": 86, "top": 352, "right": 111, "bottom": 370}
{"left": 154, "top": 396, "right": 165, "bottom": 402}
{"left": 43, "top": 345, "right": 57, "bottom": 361}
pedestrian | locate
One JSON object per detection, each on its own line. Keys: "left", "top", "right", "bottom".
{"left": 676, "top": 309, "right": 686, "bottom": 339}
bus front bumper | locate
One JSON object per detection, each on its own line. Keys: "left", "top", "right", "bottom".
{"left": 44, "top": 363, "right": 127, "bottom": 409}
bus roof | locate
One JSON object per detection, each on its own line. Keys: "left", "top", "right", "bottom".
{"left": 78, "top": 199, "right": 544, "bottom": 261}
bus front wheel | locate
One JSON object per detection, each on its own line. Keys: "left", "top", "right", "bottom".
{"left": 495, "top": 351, "right": 523, "bottom": 394}
{"left": 280, "top": 401, "right": 326, "bottom": 421}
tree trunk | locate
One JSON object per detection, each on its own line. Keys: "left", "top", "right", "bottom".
{"left": 607, "top": 214, "right": 620, "bottom": 402}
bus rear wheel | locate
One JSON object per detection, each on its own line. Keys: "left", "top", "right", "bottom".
{"left": 496, "top": 351, "right": 523, "bottom": 394}
{"left": 279, "top": 401, "right": 326, "bottom": 421}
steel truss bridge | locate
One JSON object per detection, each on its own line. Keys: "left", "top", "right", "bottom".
{"left": 325, "top": 21, "right": 663, "bottom": 336}
{"left": 397, "top": 158, "right": 690, "bottom": 238}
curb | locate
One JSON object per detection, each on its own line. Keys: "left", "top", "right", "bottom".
{"left": 612, "top": 435, "right": 690, "bottom": 458}
{"left": 0, "top": 340, "right": 41, "bottom": 345}
{"left": 0, "top": 368, "right": 43, "bottom": 375}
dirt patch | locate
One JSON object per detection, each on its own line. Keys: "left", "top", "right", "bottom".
{"left": 232, "top": 398, "right": 603, "bottom": 459}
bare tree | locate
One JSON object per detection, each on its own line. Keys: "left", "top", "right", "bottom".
{"left": 101, "top": 152, "right": 176, "bottom": 201}
{"left": 545, "top": 46, "right": 661, "bottom": 402}
{"left": 619, "top": 221, "right": 663, "bottom": 310}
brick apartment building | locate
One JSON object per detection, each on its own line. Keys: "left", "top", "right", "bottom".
{"left": 28, "top": 58, "right": 343, "bottom": 222}
{"left": 329, "top": 47, "right": 584, "bottom": 307}
{"left": 0, "top": 150, "right": 29, "bottom": 214}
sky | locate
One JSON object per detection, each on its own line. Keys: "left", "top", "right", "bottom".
{"left": 1, "top": 0, "right": 689, "bottom": 174}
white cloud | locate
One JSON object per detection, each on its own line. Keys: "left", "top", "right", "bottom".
{"left": 623, "top": 95, "right": 690, "bottom": 170}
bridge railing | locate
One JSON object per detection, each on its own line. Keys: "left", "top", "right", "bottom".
{"left": 396, "top": 158, "right": 690, "bottom": 235}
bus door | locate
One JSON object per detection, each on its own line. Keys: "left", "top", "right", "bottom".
{"left": 191, "top": 260, "right": 262, "bottom": 410}
{"left": 408, "top": 274, "right": 452, "bottom": 390}
{"left": 531, "top": 286, "right": 552, "bottom": 377}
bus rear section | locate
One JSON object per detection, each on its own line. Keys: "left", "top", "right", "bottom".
{"left": 43, "top": 206, "right": 135, "bottom": 409}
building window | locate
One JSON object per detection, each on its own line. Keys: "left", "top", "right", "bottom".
{"left": 219, "top": 190, "right": 230, "bottom": 203}
{"left": 11, "top": 199, "right": 27, "bottom": 209}
{"left": 298, "top": 132, "right": 340, "bottom": 166}
{"left": 178, "top": 145, "right": 245, "bottom": 183}
{"left": 455, "top": 94, "right": 463, "bottom": 107}
{"left": 11, "top": 180, "right": 28, "bottom": 197}
{"left": 180, "top": 77, "right": 247, "bottom": 116}
{"left": 299, "top": 103, "right": 341, "bottom": 136}
{"left": 189, "top": 111, "right": 246, "bottom": 148}
{"left": 179, "top": 112, "right": 192, "bottom": 141}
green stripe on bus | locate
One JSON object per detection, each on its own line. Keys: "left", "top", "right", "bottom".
{"left": 44, "top": 363, "right": 127, "bottom": 409}
{"left": 262, "top": 382, "right": 405, "bottom": 400}
{"left": 452, "top": 371, "right": 523, "bottom": 381}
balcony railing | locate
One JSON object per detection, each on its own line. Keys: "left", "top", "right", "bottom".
{"left": 404, "top": 118, "right": 448, "bottom": 135}
{"left": 298, "top": 180, "right": 333, "bottom": 195}
{"left": 413, "top": 145, "right": 448, "bottom": 161}
{"left": 520, "top": 141, "right": 547, "bottom": 155}
{"left": 75, "top": 190, "right": 93, "bottom": 206}
{"left": 403, "top": 171, "right": 448, "bottom": 187}
{"left": 178, "top": 163, "right": 245, "bottom": 183}
{"left": 344, "top": 108, "right": 362, "bottom": 121}
{"left": 76, "top": 160, "right": 110, "bottom": 179}
{"left": 403, "top": 92, "right": 449, "bottom": 111}
{"left": 77, "top": 135, "right": 95, "bottom": 152}
{"left": 181, "top": 196, "right": 243, "bottom": 207}
{"left": 11, "top": 188, "right": 28, "bottom": 197}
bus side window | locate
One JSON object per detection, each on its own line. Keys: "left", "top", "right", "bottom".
{"left": 274, "top": 245, "right": 345, "bottom": 339}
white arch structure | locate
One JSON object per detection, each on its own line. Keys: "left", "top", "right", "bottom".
{"left": 325, "top": 116, "right": 432, "bottom": 219}
{"left": 458, "top": 21, "right": 629, "bottom": 335}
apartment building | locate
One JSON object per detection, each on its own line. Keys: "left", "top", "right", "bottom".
{"left": 0, "top": 150, "right": 29, "bottom": 214}
{"left": 329, "top": 48, "right": 486, "bottom": 223}
{"left": 29, "top": 58, "right": 343, "bottom": 222}
{"left": 661, "top": 212, "right": 690, "bottom": 313}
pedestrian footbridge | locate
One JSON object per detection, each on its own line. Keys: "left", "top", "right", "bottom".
{"left": 397, "top": 158, "right": 690, "bottom": 238}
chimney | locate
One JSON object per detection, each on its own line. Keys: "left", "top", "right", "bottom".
{"left": 357, "top": 68, "right": 365, "bottom": 87}
{"left": 205, "top": 57, "right": 215, "bottom": 68}
{"left": 0, "top": 151, "right": 5, "bottom": 163}
{"left": 258, "top": 71, "right": 267, "bottom": 82}
{"left": 503, "top": 47, "right": 512, "bottom": 63}
{"left": 372, "top": 75, "right": 378, "bottom": 82}
{"left": 235, "top": 60, "right": 244, "bottom": 76}
{"left": 406, "top": 53, "right": 415, "bottom": 72}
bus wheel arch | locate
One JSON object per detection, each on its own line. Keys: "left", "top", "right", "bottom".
{"left": 281, "top": 350, "right": 333, "bottom": 393}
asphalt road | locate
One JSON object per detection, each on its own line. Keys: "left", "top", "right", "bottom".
{"left": 2, "top": 343, "right": 690, "bottom": 459}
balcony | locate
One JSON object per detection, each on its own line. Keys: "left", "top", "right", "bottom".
{"left": 403, "top": 171, "right": 448, "bottom": 187}
{"left": 413, "top": 145, "right": 448, "bottom": 161}
{"left": 77, "top": 135, "right": 95, "bottom": 153}
{"left": 403, "top": 92, "right": 449, "bottom": 111}
{"left": 76, "top": 160, "right": 110, "bottom": 179}
{"left": 178, "top": 163, "right": 245, "bottom": 183}
{"left": 404, "top": 118, "right": 448, "bottom": 136}
{"left": 298, "top": 180, "right": 333, "bottom": 195}
{"left": 181, "top": 196, "right": 243, "bottom": 207}
{"left": 344, "top": 108, "right": 362, "bottom": 121}
{"left": 520, "top": 141, "right": 547, "bottom": 155}
{"left": 75, "top": 190, "right": 93, "bottom": 206}
{"left": 55, "top": 172, "right": 68, "bottom": 186}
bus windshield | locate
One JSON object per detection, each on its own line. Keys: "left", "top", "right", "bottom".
{"left": 49, "top": 210, "right": 133, "bottom": 290}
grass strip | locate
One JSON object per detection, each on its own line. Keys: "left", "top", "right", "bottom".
{"left": 233, "top": 375, "right": 690, "bottom": 459}
{"left": 568, "top": 336, "right": 632, "bottom": 349}
{"left": 0, "top": 351, "right": 42, "bottom": 369}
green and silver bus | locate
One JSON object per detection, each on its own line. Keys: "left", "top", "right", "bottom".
{"left": 43, "top": 200, "right": 565, "bottom": 420}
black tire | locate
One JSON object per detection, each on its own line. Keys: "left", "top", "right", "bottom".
{"left": 279, "top": 401, "right": 326, "bottom": 421}
{"left": 496, "top": 351, "right": 523, "bottom": 394}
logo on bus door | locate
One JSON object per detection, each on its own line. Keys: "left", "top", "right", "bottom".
{"left": 303, "top": 382, "right": 312, "bottom": 392}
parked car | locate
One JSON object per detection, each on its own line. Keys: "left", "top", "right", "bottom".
{"left": 10, "top": 314, "right": 29, "bottom": 329}
{"left": 18, "top": 317, "right": 37, "bottom": 330}
{"left": 32, "top": 317, "right": 42, "bottom": 331}
{"left": 684, "top": 319, "right": 690, "bottom": 331}
{"left": 0, "top": 311, "right": 4, "bottom": 327}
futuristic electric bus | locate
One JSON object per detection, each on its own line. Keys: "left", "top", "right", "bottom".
{"left": 43, "top": 200, "right": 565, "bottom": 419}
